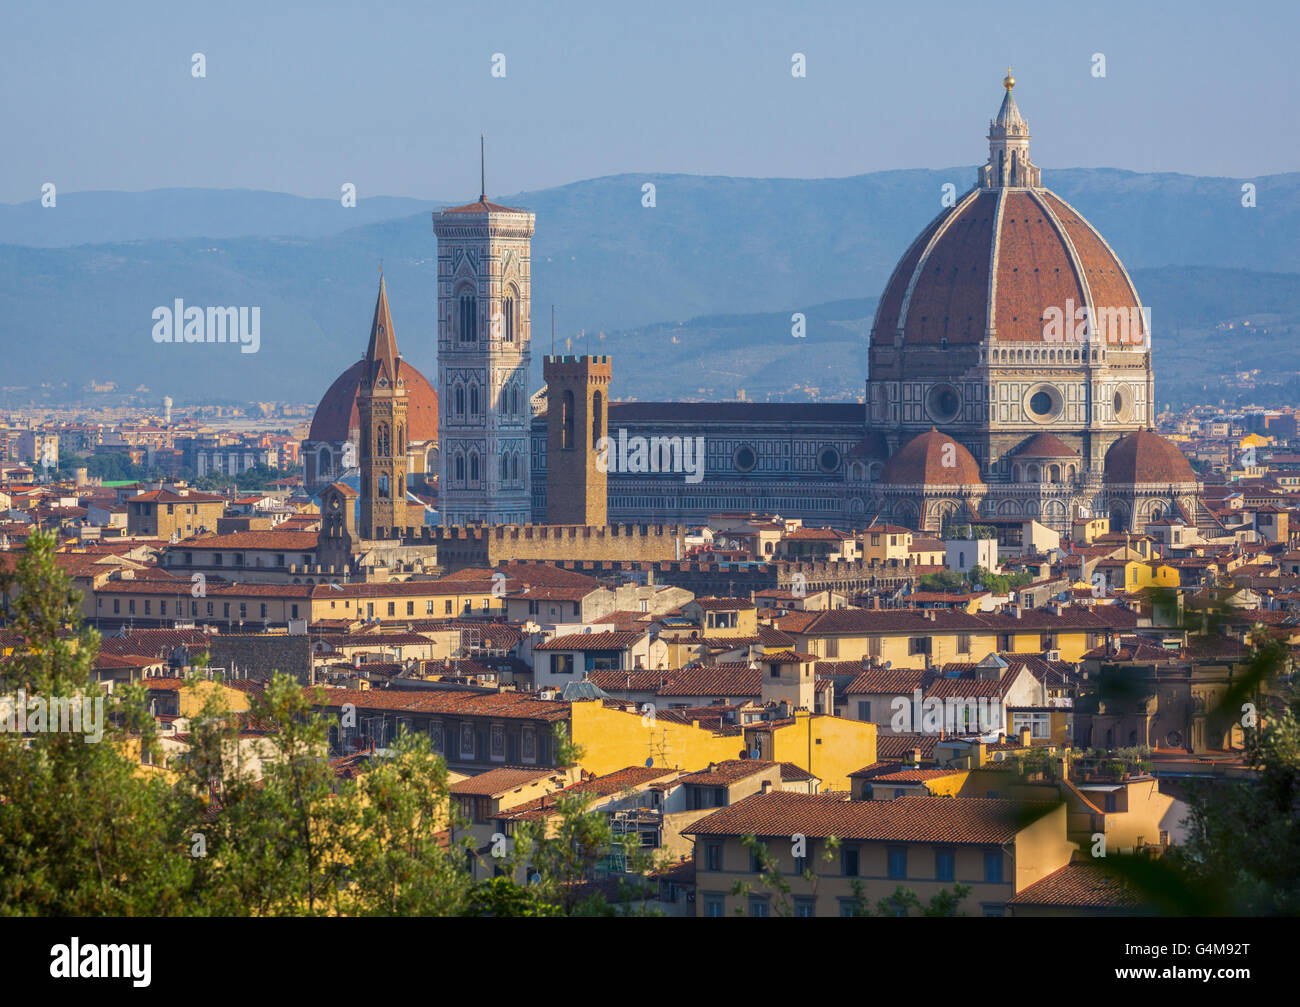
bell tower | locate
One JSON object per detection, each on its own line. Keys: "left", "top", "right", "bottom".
{"left": 358, "top": 275, "right": 410, "bottom": 537}
{"left": 543, "top": 355, "right": 611, "bottom": 525}
{"left": 432, "top": 142, "right": 536, "bottom": 525}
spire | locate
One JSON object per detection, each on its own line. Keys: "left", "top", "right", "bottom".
{"left": 480, "top": 134, "right": 486, "bottom": 203}
{"left": 980, "top": 66, "right": 1040, "bottom": 190}
{"left": 364, "top": 274, "right": 400, "bottom": 387}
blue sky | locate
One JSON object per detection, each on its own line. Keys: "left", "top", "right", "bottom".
{"left": 2, "top": 0, "right": 1296, "bottom": 203}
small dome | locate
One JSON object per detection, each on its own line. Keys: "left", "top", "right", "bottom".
{"left": 1103, "top": 430, "right": 1196, "bottom": 485}
{"left": 1010, "top": 432, "right": 1080, "bottom": 458}
{"left": 881, "top": 428, "right": 983, "bottom": 486}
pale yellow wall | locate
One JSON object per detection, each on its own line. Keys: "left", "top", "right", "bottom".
{"left": 312, "top": 587, "right": 503, "bottom": 622}
{"left": 1013, "top": 804, "right": 1077, "bottom": 893}
{"left": 570, "top": 702, "right": 749, "bottom": 777}
{"left": 796, "top": 630, "right": 998, "bottom": 669}
{"left": 766, "top": 713, "right": 876, "bottom": 791}
{"left": 692, "top": 817, "right": 1070, "bottom": 917}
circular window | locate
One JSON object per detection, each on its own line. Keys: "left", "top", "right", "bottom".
{"left": 734, "top": 445, "right": 757, "bottom": 472}
{"left": 926, "top": 384, "right": 961, "bottom": 423}
{"left": 818, "top": 446, "right": 841, "bottom": 473}
{"left": 1113, "top": 384, "right": 1134, "bottom": 422}
{"left": 1024, "top": 384, "right": 1063, "bottom": 423}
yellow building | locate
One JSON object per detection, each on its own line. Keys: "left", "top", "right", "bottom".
{"left": 568, "top": 701, "right": 875, "bottom": 791}
{"left": 123, "top": 488, "right": 226, "bottom": 539}
{"left": 789, "top": 606, "right": 1139, "bottom": 669}
{"left": 860, "top": 525, "right": 913, "bottom": 564}
{"left": 683, "top": 792, "right": 1075, "bottom": 917}
{"left": 1093, "top": 559, "right": 1180, "bottom": 594}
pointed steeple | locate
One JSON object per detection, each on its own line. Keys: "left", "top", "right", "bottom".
{"left": 980, "top": 67, "right": 1040, "bottom": 189}
{"left": 364, "top": 273, "right": 401, "bottom": 388}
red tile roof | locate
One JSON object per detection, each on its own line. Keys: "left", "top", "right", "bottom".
{"left": 450, "top": 766, "right": 562, "bottom": 796}
{"left": 534, "top": 630, "right": 646, "bottom": 652}
{"left": 310, "top": 687, "right": 567, "bottom": 722}
{"left": 683, "top": 791, "right": 1056, "bottom": 843}
{"left": 1006, "top": 863, "right": 1145, "bottom": 909}
{"left": 656, "top": 665, "right": 761, "bottom": 698}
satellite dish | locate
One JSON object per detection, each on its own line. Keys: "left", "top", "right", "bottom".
{"left": 645, "top": 757, "right": 654, "bottom": 768}
{"left": 883, "top": 661, "right": 892, "bottom": 670}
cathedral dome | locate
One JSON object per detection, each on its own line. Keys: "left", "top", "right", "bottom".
{"left": 870, "top": 75, "right": 1146, "bottom": 351}
{"left": 308, "top": 358, "right": 440, "bottom": 443}
{"left": 881, "top": 428, "right": 983, "bottom": 486}
{"left": 1102, "top": 430, "right": 1196, "bottom": 485}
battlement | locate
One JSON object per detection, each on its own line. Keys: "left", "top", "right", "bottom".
{"left": 543, "top": 355, "right": 612, "bottom": 379}
{"left": 432, "top": 522, "right": 680, "bottom": 542}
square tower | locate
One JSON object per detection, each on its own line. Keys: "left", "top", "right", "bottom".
{"left": 432, "top": 195, "right": 535, "bottom": 525}
{"left": 543, "top": 355, "right": 611, "bottom": 526}
{"left": 357, "top": 276, "right": 412, "bottom": 537}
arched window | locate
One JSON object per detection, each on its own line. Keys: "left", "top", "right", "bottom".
{"left": 469, "top": 453, "right": 480, "bottom": 483}
{"left": 470, "top": 384, "right": 480, "bottom": 415}
{"left": 560, "top": 389, "right": 575, "bottom": 450}
{"left": 454, "top": 384, "right": 465, "bottom": 417}
{"left": 592, "top": 390, "right": 603, "bottom": 441}
{"left": 319, "top": 447, "right": 332, "bottom": 476}
{"left": 503, "top": 290, "right": 517, "bottom": 343}
{"left": 501, "top": 454, "right": 509, "bottom": 483}
{"left": 454, "top": 453, "right": 465, "bottom": 483}
{"left": 512, "top": 453, "right": 520, "bottom": 481}
{"left": 376, "top": 423, "right": 390, "bottom": 458}
{"left": 378, "top": 474, "right": 390, "bottom": 498}
{"left": 457, "top": 287, "right": 477, "bottom": 342}
{"left": 397, "top": 425, "right": 404, "bottom": 456}
{"left": 1049, "top": 464, "right": 1061, "bottom": 482}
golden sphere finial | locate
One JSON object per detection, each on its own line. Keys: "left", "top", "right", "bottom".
{"left": 1003, "top": 66, "right": 1015, "bottom": 90}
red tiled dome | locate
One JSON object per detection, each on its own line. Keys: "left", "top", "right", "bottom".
{"left": 871, "top": 76, "right": 1145, "bottom": 352}
{"left": 307, "top": 358, "right": 439, "bottom": 443}
{"left": 1103, "top": 431, "right": 1196, "bottom": 485}
{"left": 871, "top": 188, "right": 1145, "bottom": 348}
{"left": 1009, "top": 432, "right": 1079, "bottom": 458}
{"left": 881, "top": 429, "right": 983, "bottom": 486}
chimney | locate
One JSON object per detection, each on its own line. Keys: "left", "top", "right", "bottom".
{"left": 908, "top": 747, "right": 922, "bottom": 767}
{"left": 1020, "top": 729, "right": 1032, "bottom": 748}
{"left": 760, "top": 780, "right": 772, "bottom": 794}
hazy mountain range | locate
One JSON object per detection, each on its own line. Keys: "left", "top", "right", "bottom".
{"left": 1, "top": 167, "right": 1297, "bottom": 409}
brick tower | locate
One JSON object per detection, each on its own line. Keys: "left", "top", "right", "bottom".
{"left": 543, "top": 354, "right": 611, "bottom": 525}
{"left": 358, "top": 275, "right": 410, "bottom": 537}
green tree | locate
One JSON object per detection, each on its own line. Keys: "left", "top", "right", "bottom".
{"left": 0, "top": 531, "right": 192, "bottom": 915}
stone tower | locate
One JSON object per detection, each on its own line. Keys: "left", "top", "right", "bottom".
{"left": 357, "top": 275, "right": 410, "bottom": 537}
{"left": 543, "top": 354, "right": 610, "bottom": 526}
{"left": 432, "top": 164, "right": 536, "bottom": 526}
